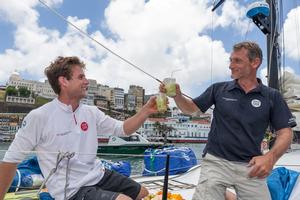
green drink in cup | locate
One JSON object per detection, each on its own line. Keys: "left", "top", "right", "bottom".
{"left": 156, "top": 93, "right": 168, "bottom": 112}
{"left": 163, "top": 78, "right": 176, "bottom": 97}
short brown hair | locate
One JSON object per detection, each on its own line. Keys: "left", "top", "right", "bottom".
{"left": 44, "top": 56, "right": 85, "bottom": 94}
{"left": 233, "top": 41, "right": 263, "bottom": 65}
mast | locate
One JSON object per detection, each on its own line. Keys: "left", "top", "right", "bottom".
{"left": 247, "top": 0, "right": 280, "bottom": 90}
{"left": 266, "top": 0, "right": 279, "bottom": 90}
{"left": 212, "top": 0, "right": 281, "bottom": 90}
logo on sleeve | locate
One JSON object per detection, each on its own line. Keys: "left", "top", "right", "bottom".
{"left": 80, "top": 122, "right": 88, "bottom": 131}
{"left": 22, "top": 120, "right": 27, "bottom": 128}
{"left": 251, "top": 99, "right": 261, "bottom": 108}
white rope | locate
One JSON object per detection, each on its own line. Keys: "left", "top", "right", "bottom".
{"left": 37, "top": 151, "right": 75, "bottom": 200}
{"left": 15, "top": 169, "right": 21, "bottom": 192}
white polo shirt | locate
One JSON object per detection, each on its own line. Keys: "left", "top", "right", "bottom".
{"left": 3, "top": 98, "right": 125, "bottom": 199}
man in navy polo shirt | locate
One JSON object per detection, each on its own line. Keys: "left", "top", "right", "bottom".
{"left": 160, "top": 41, "right": 296, "bottom": 200}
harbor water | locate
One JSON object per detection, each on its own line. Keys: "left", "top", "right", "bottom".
{"left": 0, "top": 142, "right": 205, "bottom": 175}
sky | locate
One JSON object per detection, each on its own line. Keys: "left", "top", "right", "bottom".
{"left": 0, "top": 0, "right": 299, "bottom": 99}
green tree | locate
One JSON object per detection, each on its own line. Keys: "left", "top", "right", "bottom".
{"left": 18, "top": 87, "right": 31, "bottom": 97}
{"left": 6, "top": 86, "right": 18, "bottom": 96}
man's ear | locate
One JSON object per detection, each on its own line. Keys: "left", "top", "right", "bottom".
{"left": 58, "top": 76, "right": 68, "bottom": 88}
{"left": 252, "top": 57, "right": 261, "bottom": 69}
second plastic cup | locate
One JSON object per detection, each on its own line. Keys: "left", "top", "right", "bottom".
{"left": 163, "top": 78, "right": 176, "bottom": 97}
{"left": 156, "top": 93, "right": 168, "bottom": 112}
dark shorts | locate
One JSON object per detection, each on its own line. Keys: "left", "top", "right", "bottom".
{"left": 69, "top": 169, "right": 141, "bottom": 200}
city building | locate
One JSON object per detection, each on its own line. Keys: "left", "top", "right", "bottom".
{"left": 87, "top": 79, "right": 98, "bottom": 94}
{"left": 97, "top": 84, "right": 112, "bottom": 101}
{"left": 5, "top": 72, "right": 149, "bottom": 112}
{"left": 7, "top": 72, "right": 56, "bottom": 99}
{"left": 6, "top": 96, "right": 35, "bottom": 104}
{"left": 94, "top": 95, "right": 109, "bottom": 109}
{"left": 112, "top": 87, "right": 124, "bottom": 110}
{"left": 128, "top": 85, "right": 144, "bottom": 111}
{"left": 124, "top": 93, "right": 136, "bottom": 111}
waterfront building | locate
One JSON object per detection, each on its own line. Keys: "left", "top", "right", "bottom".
{"left": 6, "top": 96, "right": 35, "bottom": 104}
{"left": 138, "top": 116, "right": 211, "bottom": 143}
{"left": 0, "top": 113, "right": 26, "bottom": 142}
{"left": 7, "top": 72, "right": 56, "bottom": 99}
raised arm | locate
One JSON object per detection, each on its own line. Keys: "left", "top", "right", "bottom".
{"left": 0, "top": 162, "right": 18, "bottom": 200}
{"left": 160, "top": 84, "right": 200, "bottom": 115}
{"left": 123, "top": 96, "right": 158, "bottom": 135}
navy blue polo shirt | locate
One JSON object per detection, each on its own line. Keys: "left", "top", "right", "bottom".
{"left": 193, "top": 79, "right": 296, "bottom": 162}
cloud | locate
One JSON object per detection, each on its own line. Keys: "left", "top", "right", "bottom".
{"left": 283, "top": 6, "right": 300, "bottom": 61}
{"left": 215, "top": 0, "right": 253, "bottom": 35}
{"left": 0, "top": 0, "right": 251, "bottom": 96}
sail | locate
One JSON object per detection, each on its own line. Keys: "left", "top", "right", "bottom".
{"left": 281, "top": 71, "right": 300, "bottom": 132}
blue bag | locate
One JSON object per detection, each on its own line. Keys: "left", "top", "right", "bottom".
{"left": 9, "top": 156, "right": 43, "bottom": 192}
{"left": 267, "top": 167, "right": 300, "bottom": 200}
{"left": 143, "top": 146, "right": 197, "bottom": 176}
{"left": 101, "top": 160, "right": 131, "bottom": 177}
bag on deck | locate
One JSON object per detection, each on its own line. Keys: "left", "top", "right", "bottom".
{"left": 8, "top": 156, "right": 44, "bottom": 192}
{"left": 143, "top": 146, "right": 197, "bottom": 176}
{"left": 267, "top": 167, "right": 300, "bottom": 200}
{"left": 101, "top": 160, "right": 131, "bottom": 177}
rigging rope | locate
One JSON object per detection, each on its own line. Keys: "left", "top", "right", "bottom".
{"left": 210, "top": 0, "right": 216, "bottom": 85}
{"left": 279, "top": 0, "right": 285, "bottom": 92}
{"left": 37, "top": 0, "right": 193, "bottom": 99}
{"left": 38, "top": 0, "right": 161, "bottom": 84}
{"left": 243, "top": 19, "right": 251, "bottom": 41}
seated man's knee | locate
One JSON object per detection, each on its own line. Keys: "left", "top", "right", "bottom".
{"left": 136, "top": 186, "right": 149, "bottom": 200}
{"left": 116, "top": 194, "right": 133, "bottom": 200}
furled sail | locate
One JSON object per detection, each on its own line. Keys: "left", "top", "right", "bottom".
{"left": 281, "top": 71, "right": 300, "bottom": 132}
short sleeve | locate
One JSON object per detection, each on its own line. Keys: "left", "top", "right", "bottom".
{"left": 192, "top": 84, "right": 215, "bottom": 113}
{"left": 95, "top": 108, "right": 125, "bottom": 136}
{"left": 3, "top": 110, "right": 43, "bottom": 163}
{"left": 270, "top": 90, "right": 297, "bottom": 131}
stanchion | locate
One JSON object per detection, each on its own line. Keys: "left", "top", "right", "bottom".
{"left": 162, "top": 154, "right": 170, "bottom": 200}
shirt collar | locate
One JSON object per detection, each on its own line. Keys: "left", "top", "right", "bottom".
{"left": 227, "top": 78, "right": 267, "bottom": 96}
{"left": 54, "top": 98, "right": 82, "bottom": 112}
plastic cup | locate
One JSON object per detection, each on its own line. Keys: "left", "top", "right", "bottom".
{"left": 163, "top": 78, "right": 176, "bottom": 97}
{"left": 156, "top": 93, "right": 168, "bottom": 112}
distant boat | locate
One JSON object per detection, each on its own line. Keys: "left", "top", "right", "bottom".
{"left": 97, "top": 133, "right": 164, "bottom": 155}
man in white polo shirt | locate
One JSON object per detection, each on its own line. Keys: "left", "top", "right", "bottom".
{"left": 0, "top": 56, "right": 159, "bottom": 200}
